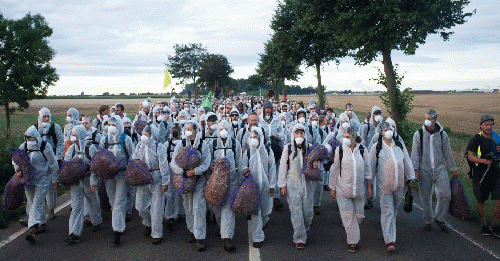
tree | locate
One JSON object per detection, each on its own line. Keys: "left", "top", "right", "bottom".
{"left": 320, "top": 0, "right": 474, "bottom": 125}
{"left": 196, "top": 54, "right": 234, "bottom": 96}
{"left": 167, "top": 43, "right": 207, "bottom": 95}
{"left": 0, "top": 13, "right": 59, "bottom": 134}
{"left": 270, "top": 0, "right": 348, "bottom": 107}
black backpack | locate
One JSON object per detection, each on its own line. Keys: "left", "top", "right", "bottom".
{"left": 104, "top": 134, "right": 130, "bottom": 160}
{"left": 34, "top": 123, "right": 58, "bottom": 153}
{"left": 182, "top": 138, "right": 204, "bottom": 153}
{"left": 464, "top": 133, "right": 481, "bottom": 179}
{"left": 24, "top": 140, "right": 48, "bottom": 161}
{"left": 212, "top": 138, "right": 236, "bottom": 158}
{"left": 72, "top": 143, "right": 93, "bottom": 160}
{"left": 418, "top": 128, "right": 444, "bottom": 165}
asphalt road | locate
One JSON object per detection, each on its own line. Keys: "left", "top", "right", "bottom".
{"left": 0, "top": 189, "right": 499, "bottom": 260}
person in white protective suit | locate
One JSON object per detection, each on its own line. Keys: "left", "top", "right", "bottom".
{"left": 329, "top": 130, "right": 372, "bottom": 253}
{"left": 132, "top": 124, "right": 170, "bottom": 245}
{"left": 240, "top": 127, "right": 277, "bottom": 249}
{"left": 306, "top": 112, "right": 327, "bottom": 216}
{"left": 170, "top": 121, "right": 211, "bottom": 252}
{"left": 15, "top": 126, "right": 59, "bottom": 244}
{"left": 151, "top": 106, "right": 170, "bottom": 144}
{"left": 411, "top": 109, "right": 458, "bottom": 233}
{"left": 209, "top": 120, "right": 242, "bottom": 252}
{"left": 31, "top": 107, "right": 64, "bottom": 222}
{"left": 368, "top": 117, "right": 406, "bottom": 151}
{"left": 64, "top": 125, "right": 103, "bottom": 245}
{"left": 259, "top": 101, "right": 285, "bottom": 143}
{"left": 229, "top": 108, "right": 244, "bottom": 139}
{"left": 369, "top": 122, "right": 415, "bottom": 252}
{"left": 359, "top": 105, "right": 383, "bottom": 150}
{"left": 99, "top": 115, "right": 135, "bottom": 245}
{"left": 278, "top": 123, "right": 316, "bottom": 250}
{"left": 343, "top": 103, "right": 361, "bottom": 133}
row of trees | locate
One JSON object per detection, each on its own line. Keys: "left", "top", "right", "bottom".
{"left": 258, "top": 0, "right": 474, "bottom": 126}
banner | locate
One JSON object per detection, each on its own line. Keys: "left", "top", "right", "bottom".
{"left": 163, "top": 66, "right": 172, "bottom": 90}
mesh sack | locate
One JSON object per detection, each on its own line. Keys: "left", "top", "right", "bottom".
{"left": 125, "top": 159, "right": 153, "bottom": 186}
{"left": 3, "top": 174, "right": 25, "bottom": 211}
{"left": 241, "top": 144, "right": 250, "bottom": 156}
{"left": 59, "top": 158, "right": 90, "bottom": 186}
{"left": 302, "top": 143, "right": 329, "bottom": 181}
{"left": 270, "top": 136, "right": 284, "bottom": 163}
{"left": 231, "top": 175, "right": 259, "bottom": 216}
{"left": 91, "top": 148, "right": 121, "bottom": 180}
{"left": 172, "top": 174, "right": 197, "bottom": 194}
{"left": 449, "top": 176, "right": 471, "bottom": 219}
{"left": 204, "top": 158, "right": 230, "bottom": 206}
{"left": 175, "top": 147, "right": 201, "bottom": 170}
{"left": 11, "top": 148, "right": 34, "bottom": 185}
{"left": 98, "top": 178, "right": 112, "bottom": 212}
{"left": 134, "top": 120, "right": 148, "bottom": 134}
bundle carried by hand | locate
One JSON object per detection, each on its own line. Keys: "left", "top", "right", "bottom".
{"left": 173, "top": 147, "right": 201, "bottom": 194}
{"left": 91, "top": 148, "right": 121, "bottom": 180}
{"left": 59, "top": 157, "right": 90, "bottom": 186}
{"left": 449, "top": 176, "right": 471, "bottom": 220}
{"left": 98, "top": 179, "right": 112, "bottom": 212}
{"left": 302, "top": 143, "right": 329, "bottom": 181}
{"left": 241, "top": 144, "right": 250, "bottom": 156}
{"left": 205, "top": 158, "right": 230, "bottom": 206}
{"left": 125, "top": 159, "right": 153, "bottom": 186}
{"left": 231, "top": 175, "right": 259, "bottom": 216}
{"left": 134, "top": 120, "right": 148, "bottom": 135}
{"left": 3, "top": 174, "right": 26, "bottom": 211}
{"left": 10, "top": 148, "right": 34, "bottom": 185}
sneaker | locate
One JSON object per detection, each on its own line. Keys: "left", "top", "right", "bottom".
{"left": 187, "top": 233, "right": 196, "bottom": 243}
{"left": 424, "top": 224, "right": 432, "bottom": 231}
{"left": 435, "top": 220, "right": 449, "bottom": 233}
{"left": 386, "top": 242, "right": 396, "bottom": 252}
{"left": 143, "top": 226, "right": 152, "bottom": 237}
{"left": 166, "top": 218, "right": 175, "bottom": 231}
{"left": 481, "top": 225, "right": 492, "bottom": 236}
{"left": 348, "top": 244, "right": 358, "bottom": 253}
{"left": 92, "top": 224, "right": 102, "bottom": 232}
{"left": 46, "top": 209, "right": 56, "bottom": 220}
{"left": 35, "top": 224, "right": 47, "bottom": 234}
{"left": 253, "top": 241, "right": 263, "bottom": 248}
{"left": 26, "top": 226, "right": 37, "bottom": 244}
{"left": 152, "top": 238, "right": 162, "bottom": 245}
{"left": 196, "top": 239, "right": 206, "bottom": 252}
{"left": 223, "top": 238, "right": 236, "bottom": 252}
{"left": 492, "top": 226, "right": 500, "bottom": 238}
{"left": 313, "top": 206, "right": 321, "bottom": 215}
{"left": 19, "top": 218, "right": 28, "bottom": 227}
{"left": 296, "top": 242, "right": 305, "bottom": 250}
{"left": 176, "top": 215, "right": 185, "bottom": 223}
{"left": 111, "top": 231, "right": 122, "bottom": 245}
{"left": 66, "top": 234, "right": 80, "bottom": 245}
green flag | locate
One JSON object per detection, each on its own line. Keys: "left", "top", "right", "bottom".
{"left": 200, "top": 91, "right": 212, "bottom": 111}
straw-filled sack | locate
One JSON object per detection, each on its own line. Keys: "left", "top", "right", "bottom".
{"left": 91, "top": 148, "right": 121, "bottom": 180}
{"left": 231, "top": 175, "right": 259, "bottom": 216}
{"left": 11, "top": 148, "right": 34, "bottom": 185}
{"left": 173, "top": 147, "right": 201, "bottom": 194}
{"left": 3, "top": 174, "right": 25, "bottom": 211}
{"left": 204, "top": 158, "right": 230, "bottom": 206}
{"left": 125, "top": 159, "right": 153, "bottom": 186}
{"left": 134, "top": 120, "right": 148, "bottom": 135}
{"left": 59, "top": 158, "right": 90, "bottom": 186}
{"left": 302, "top": 143, "right": 329, "bottom": 181}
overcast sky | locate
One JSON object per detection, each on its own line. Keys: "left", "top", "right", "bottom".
{"left": 2, "top": 0, "right": 499, "bottom": 95}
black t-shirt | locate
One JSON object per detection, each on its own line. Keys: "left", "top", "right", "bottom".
{"left": 467, "top": 134, "right": 499, "bottom": 182}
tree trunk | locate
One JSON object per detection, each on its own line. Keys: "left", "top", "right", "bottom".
{"left": 5, "top": 102, "right": 11, "bottom": 138}
{"left": 382, "top": 49, "right": 402, "bottom": 125}
{"left": 315, "top": 61, "right": 325, "bottom": 108}
{"left": 282, "top": 78, "right": 286, "bottom": 101}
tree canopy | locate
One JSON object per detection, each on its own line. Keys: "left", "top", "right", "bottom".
{"left": 167, "top": 43, "right": 207, "bottom": 94}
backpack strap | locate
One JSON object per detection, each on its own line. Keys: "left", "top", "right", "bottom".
{"left": 91, "top": 130, "right": 97, "bottom": 143}
{"left": 167, "top": 140, "right": 173, "bottom": 162}
{"left": 286, "top": 143, "right": 292, "bottom": 171}
{"left": 120, "top": 134, "right": 129, "bottom": 160}
{"left": 419, "top": 128, "right": 424, "bottom": 165}
{"left": 339, "top": 145, "right": 343, "bottom": 177}
{"left": 85, "top": 143, "right": 92, "bottom": 160}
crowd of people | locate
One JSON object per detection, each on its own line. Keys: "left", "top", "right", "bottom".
{"left": 12, "top": 94, "right": 500, "bottom": 253}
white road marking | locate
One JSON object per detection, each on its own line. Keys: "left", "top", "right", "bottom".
{"left": 0, "top": 199, "right": 71, "bottom": 249}
{"left": 413, "top": 202, "right": 500, "bottom": 260}
{"left": 248, "top": 222, "right": 261, "bottom": 261}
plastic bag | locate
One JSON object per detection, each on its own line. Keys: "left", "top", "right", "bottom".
{"left": 449, "top": 176, "right": 471, "bottom": 219}
{"left": 403, "top": 187, "right": 413, "bottom": 213}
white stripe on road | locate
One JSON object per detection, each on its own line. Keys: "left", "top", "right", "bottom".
{"left": 0, "top": 199, "right": 71, "bottom": 249}
{"left": 248, "top": 222, "right": 261, "bottom": 261}
{"left": 413, "top": 203, "right": 500, "bottom": 260}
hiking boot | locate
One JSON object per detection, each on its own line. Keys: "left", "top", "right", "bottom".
{"left": 323, "top": 185, "right": 331, "bottom": 191}
{"left": 313, "top": 206, "right": 321, "bottom": 215}
{"left": 274, "top": 198, "right": 284, "bottom": 211}
{"left": 26, "top": 225, "right": 37, "bottom": 244}
{"left": 83, "top": 218, "right": 92, "bottom": 226}
{"left": 364, "top": 199, "right": 373, "bottom": 209}
{"left": 481, "top": 225, "right": 492, "bottom": 236}
{"left": 166, "top": 218, "right": 175, "bottom": 231}
{"left": 143, "top": 226, "right": 152, "bottom": 237}
{"left": 35, "top": 224, "right": 47, "bottom": 234}
{"left": 196, "top": 239, "right": 206, "bottom": 252}
{"left": 152, "top": 238, "right": 162, "bottom": 245}
{"left": 223, "top": 238, "right": 236, "bottom": 252}
{"left": 491, "top": 226, "right": 500, "bottom": 238}
{"left": 125, "top": 213, "right": 132, "bottom": 222}
{"left": 424, "top": 224, "right": 432, "bottom": 231}
{"left": 111, "top": 231, "right": 123, "bottom": 245}
{"left": 348, "top": 244, "right": 358, "bottom": 253}
{"left": 66, "top": 234, "right": 80, "bottom": 245}
{"left": 46, "top": 209, "right": 56, "bottom": 220}
{"left": 19, "top": 218, "right": 28, "bottom": 227}
{"left": 386, "top": 242, "right": 396, "bottom": 252}
{"left": 92, "top": 224, "right": 102, "bottom": 232}
{"left": 253, "top": 241, "right": 263, "bottom": 248}
{"left": 435, "top": 220, "right": 449, "bottom": 233}
{"left": 296, "top": 242, "right": 305, "bottom": 250}
{"left": 176, "top": 215, "right": 185, "bottom": 223}
{"left": 187, "top": 233, "right": 196, "bottom": 243}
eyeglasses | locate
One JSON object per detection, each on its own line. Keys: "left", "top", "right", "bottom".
{"left": 231, "top": 115, "right": 238, "bottom": 117}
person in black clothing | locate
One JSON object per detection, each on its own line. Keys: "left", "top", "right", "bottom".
{"left": 466, "top": 114, "right": 500, "bottom": 237}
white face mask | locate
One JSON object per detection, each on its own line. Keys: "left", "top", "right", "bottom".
{"left": 41, "top": 122, "right": 50, "bottom": 128}
{"left": 141, "top": 135, "right": 150, "bottom": 143}
{"left": 281, "top": 120, "right": 286, "bottom": 125}
{"left": 157, "top": 115, "right": 164, "bottom": 121}
{"left": 343, "top": 138, "right": 351, "bottom": 146}
{"left": 219, "top": 129, "right": 228, "bottom": 139}
{"left": 210, "top": 124, "right": 218, "bottom": 130}
{"left": 27, "top": 140, "right": 37, "bottom": 148}
{"left": 424, "top": 119, "right": 433, "bottom": 127}
{"left": 178, "top": 119, "right": 186, "bottom": 125}
{"left": 295, "top": 137, "right": 304, "bottom": 145}
{"left": 249, "top": 138, "right": 259, "bottom": 148}
{"left": 66, "top": 116, "right": 73, "bottom": 123}
{"left": 374, "top": 115, "right": 383, "bottom": 123}
{"left": 108, "top": 125, "right": 117, "bottom": 135}
{"left": 384, "top": 130, "right": 394, "bottom": 140}
{"left": 265, "top": 115, "right": 271, "bottom": 120}
{"left": 341, "top": 122, "right": 350, "bottom": 129}
{"left": 298, "top": 117, "right": 306, "bottom": 124}
{"left": 173, "top": 139, "right": 181, "bottom": 145}
{"left": 311, "top": 121, "right": 318, "bottom": 127}
{"left": 185, "top": 130, "right": 193, "bottom": 137}
{"left": 70, "top": 136, "right": 78, "bottom": 142}
{"left": 140, "top": 111, "right": 146, "bottom": 116}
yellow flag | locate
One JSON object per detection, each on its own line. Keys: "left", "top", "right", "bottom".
{"left": 163, "top": 66, "right": 172, "bottom": 90}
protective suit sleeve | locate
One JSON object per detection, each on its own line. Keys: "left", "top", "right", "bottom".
{"left": 95, "top": 132, "right": 103, "bottom": 144}
{"left": 368, "top": 143, "right": 378, "bottom": 180}
{"left": 441, "top": 131, "right": 457, "bottom": 171}
{"left": 194, "top": 140, "right": 211, "bottom": 176}
{"left": 158, "top": 143, "right": 170, "bottom": 185}
{"left": 169, "top": 143, "right": 183, "bottom": 175}
{"left": 411, "top": 130, "right": 421, "bottom": 170}
{"left": 45, "top": 143, "right": 59, "bottom": 183}
{"left": 267, "top": 149, "right": 277, "bottom": 188}
{"left": 64, "top": 144, "right": 75, "bottom": 161}
{"left": 124, "top": 135, "right": 135, "bottom": 159}
{"left": 236, "top": 128, "right": 244, "bottom": 145}
{"left": 277, "top": 122, "right": 285, "bottom": 141}
{"left": 89, "top": 145, "right": 98, "bottom": 186}
{"left": 54, "top": 124, "right": 65, "bottom": 160}
{"left": 277, "top": 144, "right": 289, "bottom": 188}
{"left": 402, "top": 146, "right": 415, "bottom": 180}
{"left": 363, "top": 146, "right": 372, "bottom": 180}
{"left": 329, "top": 147, "right": 341, "bottom": 189}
